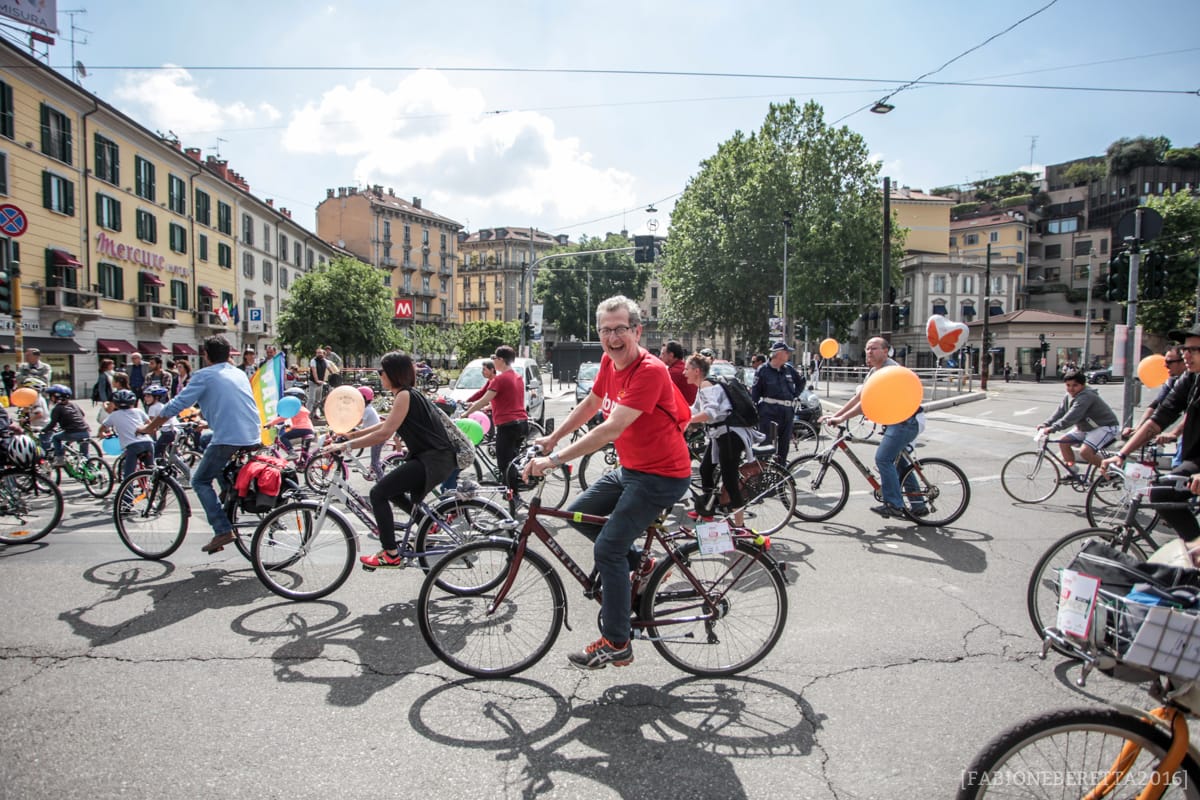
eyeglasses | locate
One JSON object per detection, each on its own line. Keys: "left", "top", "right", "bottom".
{"left": 598, "top": 325, "right": 634, "bottom": 338}
{"left": 1180, "top": 347, "right": 1200, "bottom": 354}
{"left": 1166, "top": 358, "right": 1185, "bottom": 364}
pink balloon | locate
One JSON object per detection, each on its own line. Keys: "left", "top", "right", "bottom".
{"left": 468, "top": 411, "right": 491, "bottom": 434}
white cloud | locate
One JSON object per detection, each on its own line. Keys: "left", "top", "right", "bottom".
{"left": 113, "top": 65, "right": 280, "bottom": 135}
{"left": 283, "top": 70, "right": 636, "bottom": 221}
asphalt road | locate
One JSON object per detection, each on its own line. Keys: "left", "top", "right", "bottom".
{"left": 0, "top": 377, "right": 1177, "bottom": 799}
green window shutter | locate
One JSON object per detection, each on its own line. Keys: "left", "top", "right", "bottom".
{"left": 114, "top": 199, "right": 121, "bottom": 232}
{"left": 95, "top": 194, "right": 102, "bottom": 227}
{"left": 41, "top": 171, "right": 51, "bottom": 209}
{"left": 65, "top": 180, "right": 74, "bottom": 215}
{"left": 39, "top": 104, "right": 50, "bottom": 154}
{"left": 62, "top": 117, "right": 72, "bottom": 165}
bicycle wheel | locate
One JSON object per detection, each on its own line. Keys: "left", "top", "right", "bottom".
{"left": 738, "top": 463, "right": 795, "bottom": 535}
{"left": 785, "top": 455, "right": 849, "bottom": 522}
{"left": 113, "top": 470, "right": 189, "bottom": 560}
{"left": 303, "top": 453, "right": 347, "bottom": 492}
{"left": 80, "top": 456, "right": 114, "bottom": 499}
{"left": 1086, "top": 471, "right": 1160, "bottom": 532}
{"left": 1026, "top": 527, "right": 1149, "bottom": 650}
{"left": 250, "top": 502, "right": 357, "bottom": 601}
{"left": 578, "top": 444, "right": 619, "bottom": 491}
{"left": 0, "top": 469, "right": 64, "bottom": 545}
{"left": 1001, "top": 451, "right": 1060, "bottom": 503}
{"left": 640, "top": 540, "right": 787, "bottom": 676}
{"left": 415, "top": 495, "right": 514, "bottom": 574}
{"left": 418, "top": 541, "right": 565, "bottom": 678}
{"left": 957, "top": 707, "right": 1200, "bottom": 799}
{"left": 898, "top": 457, "right": 970, "bottom": 526}
{"left": 790, "top": 420, "right": 820, "bottom": 458}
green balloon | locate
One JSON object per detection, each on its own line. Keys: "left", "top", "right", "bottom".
{"left": 455, "top": 418, "right": 485, "bottom": 446}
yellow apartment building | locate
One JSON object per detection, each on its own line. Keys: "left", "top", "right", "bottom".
{"left": 890, "top": 187, "right": 953, "bottom": 254}
{"left": 456, "top": 227, "right": 568, "bottom": 324}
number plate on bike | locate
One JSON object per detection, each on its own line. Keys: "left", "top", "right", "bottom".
{"left": 1124, "top": 462, "right": 1155, "bottom": 498}
{"left": 696, "top": 520, "right": 734, "bottom": 555}
{"left": 1057, "top": 569, "right": 1100, "bottom": 638}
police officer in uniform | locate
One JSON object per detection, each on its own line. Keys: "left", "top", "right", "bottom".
{"left": 751, "top": 341, "right": 804, "bottom": 463}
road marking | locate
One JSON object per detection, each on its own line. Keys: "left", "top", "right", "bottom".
{"left": 926, "top": 411, "right": 1029, "bottom": 435}
{"left": 1013, "top": 408, "right": 1039, "bottom": 416}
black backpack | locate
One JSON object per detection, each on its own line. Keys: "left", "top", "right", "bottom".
{"left": 713, "top": 376, "right": 759, "bottom": 429}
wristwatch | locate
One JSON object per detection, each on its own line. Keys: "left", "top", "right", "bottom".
{"left": 1114, "top": 452, "right": 1127, "bottom": 464}
{"left": 548, "top": 451, "right": 563, "bottom": 467}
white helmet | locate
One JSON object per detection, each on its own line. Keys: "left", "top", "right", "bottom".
{"left": 7, "top": 434, "right": 41, "bottom": 468}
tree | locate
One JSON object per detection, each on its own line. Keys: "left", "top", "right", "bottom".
{"left": 971, "top": 171, "right": 1039, "bottom": 203}
{"left": 1062, "top": 160, "right": 1106, "bottom": 186}
{"left": 276, "top": 256, "right": 402, "bottom": 359}
{"left": 1164, "top": 146, "right": 1200, "bottom": 171}
{"left": 661, "top": 99, "right": 902, "bottom": 354}
{"left": 534, "top": 233, "right": 651, "bottom": 340}
{"left": 1134, "top": 191, "right": 1200, "bottom": 335}
{"left": 1106, "top": 135, "right": 1171, "bottom": 175}
{"left": 457, "top": 320, "right": 522, "bottom": 362}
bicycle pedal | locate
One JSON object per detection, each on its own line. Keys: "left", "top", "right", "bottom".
{"left": 361, "top": 564, "right": 376, "bottom": 572}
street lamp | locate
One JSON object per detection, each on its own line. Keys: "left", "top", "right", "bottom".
{"left": 870, "top": 100, "right": 895, "bottom": 114}
{"left": 783, "top": 212, "right": 793, "bottom": 346}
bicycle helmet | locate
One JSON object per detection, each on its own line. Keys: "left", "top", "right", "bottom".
{"left": 46, "top": 384, "right": 73, "bottom": 400}
{"left": 112, "top": 389, "right": 139, "bottom": 409}
{"left": 144, "top": 384, "right": 170, "bottom": 399}
{"left": 6, "top": 434, "right": 40, "bottom": 467}
{"left": 699, "top": 348, "right": 715, "bottom": 359}
{"left": 283, "top": 387, "right": 307, "bottom": 400}
{"left": 20, "top": 377, "right": 47, "bottom": 392}
{"left": 357, "top": 386, "right": 375, "bottom": 403}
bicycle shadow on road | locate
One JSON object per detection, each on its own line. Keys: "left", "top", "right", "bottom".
{"left": 59, "top": 560, "right": 265, "bottom": 647}
{"left": 230, "top": 599, "right": 443, "bottom": 707}
{"left": 408, "top": 675, "right": 824, "bottom": 798}
{"left": 805, "top": 521, "right": 992, "bottom": 573}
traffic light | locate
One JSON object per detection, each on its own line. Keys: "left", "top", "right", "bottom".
{"left": 1041, "top": 341, "right": 1050, "bottom": 355}
{"left": 0, "top": 266, "right": 10, "bottom": 314}
{"left": 793, "top": 321, "right": 803, "bottom": 340}
{"left": 1104, "top": 252, "right": 1130, "bottom": 302}
{"left": 633, "top": 235, "right": 657, "bottom": 264}
{"left": 1142, "top": 252, "right": 1169, "bottom": 300}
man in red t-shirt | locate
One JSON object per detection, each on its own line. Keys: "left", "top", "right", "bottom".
{"left": 464, "top": 345, "right": 527, "bottom": 483}
{"left": 659, "top": 340, "right": 697, "bottom": 404}
{"left": 527, "top": 295, "right": 692, "bottom": 670}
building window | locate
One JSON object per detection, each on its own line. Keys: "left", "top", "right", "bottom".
{"left": 1074, "top": 239, "right": 1093, "bottom": 256}
{"left": 98, "top": 262, "right": 124, "bottom": 299}
{"left": 41, "top": 172, "right": 74, "bottom": 215}
{"left": 964, "top": 233, "right": 979, "bottom": 246}
{"left": 383, "top": 220, "right": 391, "bottom": 240}
{"left": 1045, "top": 244, "right": 1062, "bottom": 260}
{"left": 1016, "top": 251, "right": 1025, "bottom": 263}
{"left": 1017, "top": 229, "right": 1024, "bottom": 241}
{"left": 961, "top": 275, "right": 974, "bottom": 294}
{"left": 949, "top": 236, "right": 957, "bottom": 248}
{"left": 39, "top": 104, "right": 72, "bottom": 163}
{"left": 195, "top": 189, "right": 211, "bottom": 226}
{"left": 494, "top": 282, "right": 502, "bottom": 303}
{"left": 404, "top": 225, "right": 411, "bottom": 243}
{"left": 440, "top": 233, "right": 447, "bottom": 250}
{"left": 169, "top": 222, "right": 187, "bottom": 254}
{"left": 0, "top": 152, "right": 7, "bottom": 195}
{"left": 168, "top": 174, "right": 186, "bottom": 215}
{"left": 1074, "top": 264, "right": 1089, "bottom": 281}
{"left": 989, "top": 231, "right": 999, "bottom": 242}
{"left": 279, "top": 233, "right": 288, "bottom": 257}
{"left": 198, "top": 234, "right": 208, "bottom": 262}
{"left": 279, "top": 267, "right": 288, "bottom": 290}
{"left": 932, "top": 275, "right": 946, "bottom": 293}
{"left": 134, "top": 156, "right": 155, "bottom": 201}
{"left": 991, "top": 276, "right": 1003, "bottom": 293}
{"left": 306, "top": 249, "right": 314, "bottom": 269}
{"left": 221, "top": 292, "right": 233, "bottom": 312}
{"left": 1100, "top": 238, "right": 1109, "bottom": 255}
{"left": 263, "top": 259, "right": 273, "bottom": 285}
{"left": 95, "top": 194, "right": 121, "bottom": 230}
{"left": 218, "top": 242, "right": 232, "bottom": 268}
{"left": 423, "top": 228, "right": 430, "bottom": 246}
{"left": 242, "top": 213, "right": 254, "bottom": 246}
{"left": 263, "top": 223, "right": 270, "bottom": 253}
{"left": 293, "top": 241, "right": 301, "bottom": 266}
{"left": 170, "top": 279, "right": 188, "bottom": 310}
{"left": 1046, "top": 217, "right": 1078, "bottom": 234}
{"left": 243, "top": 252, "right": 255, "bottom": 278}
{"left": 0, "top": 81, "right": 12, "bottom": 139}
{"left": 217, "top": 201, "right": 232, "bottom": 234}
{"left": 383, "top": 244, "right": 391, "bottom": 260}
{"left": 318, "top": 255, "right": 325, "bottom": 266}
{"left": 136, "top": 209, "right": 157, "bottom": 243}
{"left": 94, "top": 134, "right": 119, "bottom": 184}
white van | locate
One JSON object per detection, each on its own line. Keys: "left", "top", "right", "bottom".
{"left": 447, "top": 357, "right": 545, "bottom": 427}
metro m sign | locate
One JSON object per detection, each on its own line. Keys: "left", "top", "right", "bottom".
{"left": 394, "top": 298, "right": 414, "bottom": 319}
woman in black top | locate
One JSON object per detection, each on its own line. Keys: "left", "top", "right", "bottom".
{"left": 326, "top": 350, "right": 455, "bottom": 569}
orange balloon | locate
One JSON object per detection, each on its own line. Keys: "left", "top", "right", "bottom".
{"left": 9, "top": 387, "right": 38, "bottom": 408}
{"left": 861, "top": 366, "right": 923, "bottom": 425}
{"left": 1137, "top": 355, "right": 1169, "bottom": 389}
{"left": 819, "top": 338, "right": 839, "bottom": 359}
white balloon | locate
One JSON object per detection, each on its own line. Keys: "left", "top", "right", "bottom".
{"left": 925, "top": 314, "right": 970, "bottom": 358}
{"left": 324, "top": 385, "right": 365, "bottom": 434}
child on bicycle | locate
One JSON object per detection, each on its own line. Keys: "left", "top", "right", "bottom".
{"left": 102, "top": 389, "right": 155, "bottom": 478}
{"left": 264, "top": 388, "right": 314, "bottom": 455}
{"left": 39, "top": 384, "right": 91, "bottom": 467}
{"left": 1038, "top": 369, "right": 1120, "bottom": 476}
{"left": 142, "top": 385, "right": 177, "bottom": 465}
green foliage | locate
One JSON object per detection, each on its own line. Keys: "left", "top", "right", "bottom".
{"left": 971, "top": 171, "right": 1038, "bottom": 203}
{"left": 998, "top": 194, "right": 1032, "bottom": 209}
{"left": 929, "top": 185, "right": 959, "bottom": 198}
{"left": 276, "top": 256, "right": 401, "bottom": 358}
{"left": 1106, "top": 136, "right": 1172, "bottom": 176}
{"left": 660, "top": 100, "right": 902, "bottom": 352}
{"left": 1164, "top": 147, "right": 1200, "bottom": 170}
{"left": 456, "top": 320, "right": 522, "bottom": 362}
{"left": 951, "top": 202, "right": 981, "bottom": 217}
{"left": 1136, "top": 191, "right": 1200, "bottom": 334}
{"left": 1063, "top": 160, "right": 1105, "bottom": 185}
{"left": 534, "top": 233, "right": 650, "bottom": 340}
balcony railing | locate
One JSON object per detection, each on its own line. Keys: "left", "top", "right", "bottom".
{"left": 136, "top": 302, "right": 178, "bottom": 326}
{"left": 382, "top": 257, "right": 398, "bottom": 267}
{"left": 195, "top": 311, "right": 224, "bottom": 329}
{"left": 458, "top": 300, "right": 489, "bottom": 310}
{"left": 439, "top": 264, "right": 454, "bottom": 276}
{"left": 35, "top": 280, "right": 103, "bottom": 318}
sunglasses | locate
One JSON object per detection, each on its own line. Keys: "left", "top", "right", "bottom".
{"left": 1180, "top": 347, "right": 1200, "bottom": 354}
{"left": 1166, "top": 358, "right": 1185, "bottom": 364}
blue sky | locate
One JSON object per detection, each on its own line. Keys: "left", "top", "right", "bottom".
{"left": 29, "top": 0, "right": 1199, "bottom": 240}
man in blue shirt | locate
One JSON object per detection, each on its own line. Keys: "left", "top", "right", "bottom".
{"left": 139, "top": 335, "right": 262, "bottom": 553}
{"left": 751, "top": 341, "right": 805, "bottom": 463}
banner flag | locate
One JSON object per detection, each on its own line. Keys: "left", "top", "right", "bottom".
{"left": 250, "top": 353, "right": 285, "bottom": 445}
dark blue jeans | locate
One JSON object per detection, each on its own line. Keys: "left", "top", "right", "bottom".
{"left": 758, "top": 403, "right": 795, "bottom": 464}
{"left": 193, "top": 444, "right": 240, "bottom": 536}
{"left": 122, "top": 441, "right": 154, "bottom": 479}
{"left": 44, "top": 429, "right": 90, "bottom": 458}
{"left": 876, "top": 417, "right": 922, "bottom": 509}
{"left": 566, "top": 468, "right": 692, "bottom": 645}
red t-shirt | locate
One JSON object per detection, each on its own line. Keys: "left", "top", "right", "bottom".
{"left": 489, "top": 368, "right": 527, "bottom": 425}
{"left": 593, "top": 349, "right": 691, "bottom": 478}
{"left": 667, "top": 359, "right": 697, "bottom": 404}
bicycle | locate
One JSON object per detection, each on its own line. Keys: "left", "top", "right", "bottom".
{"left": 249, "top": 447, "right": 514, "bottom": 601}
{"left": 1001, "top": 432, "right": 1116, "bottom": 504}
{"left": 50, "top": 439, "right": 114, "bottom": 498}
{"left": 960, "top": 586, "right": 1200, "bottom": 797}
{"left": 786, "top": 422, "right": 970, "bottom": 526}
{"left": 691, "top": 440, "right": 797, "bottom": 535}
{"left": 1084, "top": 444, "right": 1165, "bottom": 532}
{"left": 416, "top": 449, "right": 789, "bottom": 678}
{"left": 111, "top": 447, "right": 304, "bottom": 560}
{"left": 0, "top": 462, "right": 65, "bottom": 545}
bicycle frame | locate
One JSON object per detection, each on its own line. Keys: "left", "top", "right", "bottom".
{"left": 815, "top": 425, "right": 916, "bottom": 493}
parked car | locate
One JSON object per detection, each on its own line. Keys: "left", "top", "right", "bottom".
{"left": 1087, "top": 366, "right": 1116, "bottom": 384}
{"left": 447, "top": 357, "right": 545, "bottom": 426}
{"left": 575, "top": 361, "right": 600, "bottom": 404}
{"left": 709, "top": 359, "right": 739, "bottom": 383}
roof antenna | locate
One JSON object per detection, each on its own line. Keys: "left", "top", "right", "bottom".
{"left": 61, "top": 9, "right": 89, "bottom": 84}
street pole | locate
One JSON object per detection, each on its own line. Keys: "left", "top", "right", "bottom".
{"left": 1083, "top": 251, "right": 1095, "bottom": 368}
{"left": 782, "top": 213, "right": 791, "bottom": 350}
{"left": 1120, "top": 208, "right": 1143, "bottom": 428}
{"left": 881, "top": 176, "right": 892, "bottom": 341}
{"left": 981, "top": 243, "right": 990, "bottom": 391}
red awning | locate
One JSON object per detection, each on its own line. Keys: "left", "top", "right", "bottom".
{"left": 137, "top": 340, "right": 170, "bottom": 355}
{"left": 140, "top": 271, "right": 165, "bottom": 287}
{"left": 198, "top": 285, "right": 218, "bottom": 298}
{"left": 171, "top": 343, "right": 199, "bottom": 356}
{"left": 96, "top": 339, "right": 136, "bottom": 354}
{"left": 52, "top": 250, "right": 82, "bottom": 268}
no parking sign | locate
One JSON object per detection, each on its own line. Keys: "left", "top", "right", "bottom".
{"left": 0, "top": 204, "right": 28, "bottom": 237}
